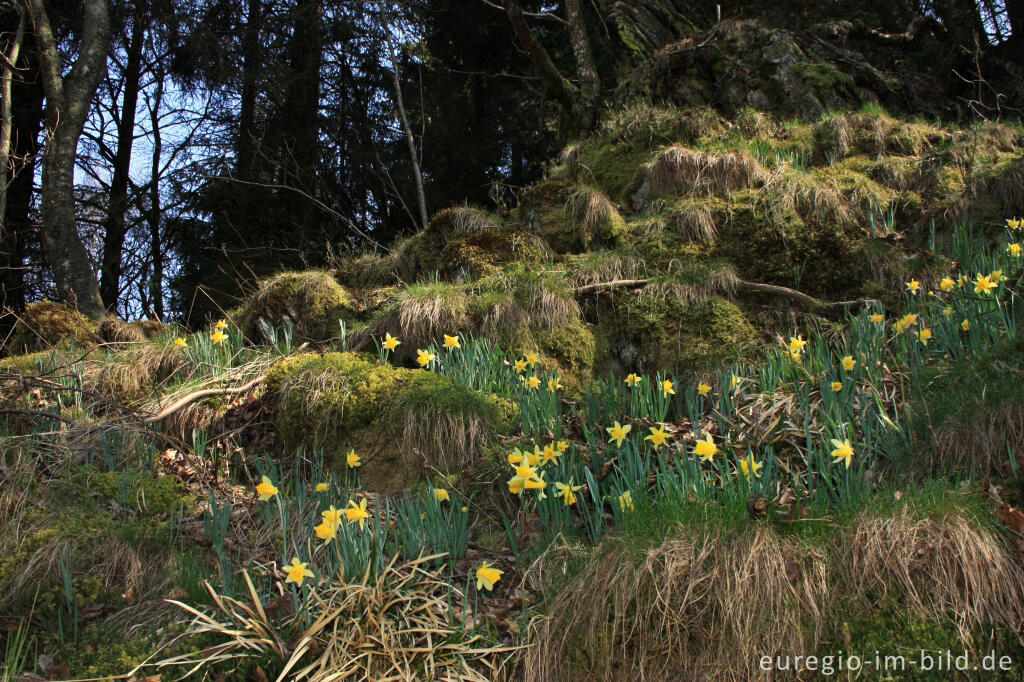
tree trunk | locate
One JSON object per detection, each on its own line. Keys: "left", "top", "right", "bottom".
{"left": 0, "top": 6, "right": 25, "bottom": 226}
{"left": 565, "top": 0, "right": 599, "bottom": 130}
{"left": 233, "top": 0, "right": 262, "bottom": 236}
{"left": 25, "top": 0, "right": 111, "bottom": 320}
{"left": 147, "top": 68, "right": 164, "bottom": 320}
{"left": 99, "top": 5, "right": 145, "bottom": 312}
{"left": 387, "top": 37, "right": 428, "bottom": 229}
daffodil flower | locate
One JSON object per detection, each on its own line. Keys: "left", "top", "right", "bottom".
{"left": 416, "top": 349, "right": 435, "bottom": 367}
{"left": 211, "top": 330, "right": 228, "bottom": 344}
{"left": 831, "top": 381, "right": 843, "bottom": 392}
{"left": 256, "top": 475, "right": 278, "bottom": 501}
{"left": 739, "top": 456, "right": 763, "bottom": 480}
{"left": 383, "top": 333, "right": 400, "bottom": 351}
{"left": 476, "top": 561, "right": 502, "bottom": 591}
{"left": 547, "top": 377, "right": 562, "bottom": 391}
{"left": 322, "top": 505, "right": 342, "bottom": 527}
{"left": 906, "top": 280, "right": 920, "bottom": 294}
{"left": 514, "top": 359, "right": 527, "bottom": 372}
{"left": 314, "top": 521, "right": 337, "bottom": 544}
{"left": 661, "top": 379, "right": 675, "bottom": 397}
{"left": 940, "top": 277, "right": 955, "bottom": 292}
{"left": 284, "top": 557, "right": 313, "bottom": 586}
{"left": 526, "top": 353, "right": 539, "bottom": 366}
{"left": 507, "top": 448, "right": 525, "bottom": 466}
{"left": 315, "top": 482, "right": 328, "bottom": 493}
{"left": 443, "top": 334, "right": 460, "bottom": 350}
{"left": 697, "top": 382, "right": 711, "bottom": 396}
{"left": 618, "top": 490, "right": 635, "bottom": 512}
{"left": 830, "top": 439, "right": 853, "bottom": 468}
{"left": 789, "top": 335, "right": 807, "bottom": 354}
{"left": 694, "top": 433, "right": 717, "bottom": 462}
{"left": 434, "top": 488, "right": 450, "bottom": 503}
{"left": 346, "top": 450, "right": 361, "bottom": 468}
{"left": 216, "top": 320, "right": 228, "bottom": 330}
{"left": 916, "top": 328, "right": 932, "bottom": 345}
{"left": 869, "top": 313, "right": 884, "bottom": 324}
{"left": 841, "top": 355, "right": 855, "bottom": 371}
{"left": 527, "top": 376, "right": 541, "bottom": 390}
{"left": 961, "top": 319, "right": 970, "bottom": 331}
{"left": 606, "top": 421, "right": 632, "bottom": 447}
{"left": 1008, "top": 243, "right": 1022, "bottom": 257}
{"left": 645, "top": 425, "right": 669, "bottom": 449}
{"left": 555, "top": 480, "right": 583, "bottom": 506}
{"left": 974, "top": 273, "right": 995, "bottom": 296}
{"left": 345, "top": 498, "right": 370, "bottom": 531}
{"left": 174, "top": 337, "right": 187, "bottom": 349}
{"left": 625, "top": 373, "right": 641, "bottom": 387}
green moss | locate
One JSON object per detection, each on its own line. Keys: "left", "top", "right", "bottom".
{"left": 86, "top": 469, "right": 189, "bottom": 516}
{"left": 0, "top": 349, "right": 64, "bottom": 374}
{"left": 518, "top": 181, "right": 626, "bottom": 253}
{"left": 7, "top": 301, "right": 98, "bottom": 354}
{"left": 534, "top": 318, "right": 597, "bottom": 392}
{"left": 238, "top": 270, "right": 356, "bottom": 344}
{"left": 794, "top": 61, "right": 854, "bottom": 98}
{"left": 598, "top": 294, "right": 759, "bottom": 374}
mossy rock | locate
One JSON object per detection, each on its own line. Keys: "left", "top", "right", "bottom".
{"left": 534, "top": 318, "right": 597, "bottom": 393}
{"left": 394, "top": 224, "right": 550, "bottom": 282}
{"left": 518, "top": 181, "right": 626, "bottom": 253}
{"left": 427, "top": 205, "right": 499, "bottom": 240}
{"left": 265, "top": 352, "right": 514, "bottom": 492}
{"left": 238, "top": 271, "right": 357, "bottom": 344}
{"left": 7, "top": 301, "right": 98, "bottom": 354}
{"left": 596, "top": 294, "right": 759, "bottom": 374}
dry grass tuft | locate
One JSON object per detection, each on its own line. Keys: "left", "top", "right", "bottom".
{"left": 527, "top": 510, "right": 1024, "bottom": 681}
{"left": 648, "top": 146, "right": 765, "bottom": 197}
{"left": 567, "top": 186, "right": 623, "bottom": 236}
{"left": 658, "top": 199, "right": 718, "bottom": 244}
{"left": 570, "top": 252, "right": 647, "bottom": 287}
{"left": 817, "top": 113, "right": 943, "bottom": 160}
{"left": 163, "top": 556, "right": 512, "bottom": 681}
{"left": 927, "top": 403, "right": 1024, "bottom": 479}
{"left": 400, "top": 405, "right": 493, "bottom": 473}
{"left": 83, "top": 341, "right": 188, "bottom": 405}
{"left": 763, "top": 170, "right": 852, "bottom": 225}
{"left": 369, "top": 284, "right": 470, "bottom": 356}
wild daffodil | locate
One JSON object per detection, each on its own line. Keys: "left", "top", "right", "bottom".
{"left": 345, "top": 498, "right": 370, "bottom": 531}
{"left": 416, "top": 349, "right": 435, "bottom": 367}
{"left": 906, "top": 279, "right": 920, "bottom": 295}
{"left": 991, "top": 269, "right": 1005, "bottom": 284}
{"left": 527, "top": 376, "right": 541, "bottom": 390}
{"left": 697, "top": 382, "right": 711, "bottom": 396}
{"left": 694, "top": 433, "right": 717, "bottom": 462}
{"left": 606, "top": 421, "right": 632, "bottom": 447}
{"left": 315, "top": 482, "right": 328, "bottom": 493}
{"left": 739, "top": 456, "right": 763, "bottom": 480}
{"left": 507, "top": 448, "right": 525, "bottom": 466}
{"left": 730, "top": 374, "right": 742, "bottom": 391}
{"left": 314, "top": 521, "right": 337, "bottom": 544}
{"left": 526, "top": 353, "right": 539, "bottom": 366}
{"left": 831, "top": 381, "right": 843, "bottom": 392}
{"left": 1008, "top": 243, "right": 1022, "bottom": 257}
{"left": 645, "top": 425, "right": 669, "bottom": 449}
{"left": 789, "top": 335, "right": 807, "bottom": 354}
{"left": 216, "top": 320, "right": 228, "bottom": 330}
{"left": 507, "top": 464, "right": 539, "bottom": 495}
{"left": 556, "top": 440, "right": 569, "bottom": 453}
{"left": 662, "top": 379, "right": 675, "bottom": 397}
{"left": 443, "top": 334, "right": 460, "bottom": 350}
{"left": 322, "top": 505, "right": 342, "bottom": 527}
{"left": 916, "top": 328, "right": 932, "bottom": 345}
{"left": 211, "top": 330, "right": 228, "bottom": 344}
{"left": 618, "top": 490, "right": 635, "bottom": 512}
{"left": 284, "top": 558, "right": 313, "bottom": 586}
{"left": 514, "top": 359, "right": 527, "bottom": 372}
{"left": 841, "top": 355, "right": 856, "bottom": 371}
{"left": 1007, "top": 218, "right": 1021, "bottom": 230}
{"left": 830, "top": 439, "right": 854, "bottom": 469}
{"left": 434, "top": 488, "right": 450, "bottom": 503}
{"left": 870, "top": 313, "right": 884, "bottom": 324}
{"left": 548, "top": 377, "right": 562, "bottom": 391}
{"left": 346, "top": 450, "right": 361, "bottom": 468}
{"left": 942, "top": 307, "right": 953, "bottom": 318}
{"left": 555, "top": 480, "right": 583, "bottom": 506}
{"left": 974, "top": 273, "right": 996, "bottom": 296}
{"left": 383, "top": 333, "right": 400, "bottom": 351}
{"left": 256, "top": 475, "right": 278, "bottom": 501}
{"left": 174, "top": 337, "right": 187, "bottom": 349}
{"left": 476, "top": 561, "right": 502, "bottom": 591}
{"left": 961, "top": 319, "right": 970, "bottom": 331}
{"left": 625, "top": 373, "right": 641, "bottom": 387}
{"left": 940, "top": 276, "right": 955, "bottom": 292}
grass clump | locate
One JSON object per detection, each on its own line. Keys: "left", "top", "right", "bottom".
{"left": 647, "top": 146, "right": 765, "bottom": 198}
{"left": 238, "top": 270, "right": 356, "bottom": 344}
{"left": 6, "top": 300, "right": 98, "bottom": 354}
{"left": 518, "top": 181, "right": 625, "bottom": 253}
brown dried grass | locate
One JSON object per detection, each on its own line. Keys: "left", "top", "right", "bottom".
{"left": 648, "top": 146, "right": 765, "bottom": 197}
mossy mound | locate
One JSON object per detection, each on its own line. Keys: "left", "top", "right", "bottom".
{"left": 518, "top": 181, "right": 626, "bottom": 253}
{"left": 238, "top": 270, "right": 357, "bottom": 343}
{"left": 265, "top": 352, "right": 514, "bottom": 492}
{"left": 393, "top": 223, "right": 549, "bottom": 282}
{"left": 596, "top": 293, "right": 759, "bottom": 374}
{"left": 6, "top": 301, "right": 98, "bottom": 354}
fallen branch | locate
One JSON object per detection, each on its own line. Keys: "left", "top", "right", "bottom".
{"left": 144, "top": 376, "right": 265, "bottom": 424}
{"left": 0, "top": 407, "right": 74, "bottom": 424}
{"left": 575, "top": 277, "right": 879, "bottom": 312}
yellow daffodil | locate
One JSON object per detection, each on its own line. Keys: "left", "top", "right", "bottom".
{"left": 345, "top": 498, "right": 370, "bottom": 531}
{"left": 211, "top": 330, "right": 228, "bottom": 344}
{"left": 284, "top": 557, "right": 313, "bottom": 586}
{"left": 443, "top": 334, "right": 460, "bottom": 350}
{"left": 315, "top": 482, "right": 328, "bottom": 493}
{"left": 787, "top": 349, "right": 803, "bottom": 364}
{"left": 507, "top": 448, "right": 525, "bottom": 466}
{"left": 974, "top": 273, "right": 995, "bottom": 296}
{"left": 991, "top": 269, "right": 1005, "bottom": 284}
{"left": 961, "top": 319, "right": 970, "bottom": 331}
{"left": 831, "top": 381, "right": 843, "bottom": 392}
{"left": 216, "top": 320, "right": 228, "bottom": 330}
{"left": 383, "top": 333, "right": 400, "bottom": 351}
{"left": 527, "top": 446, "right": 542, "bottom": 467}
{"left": 694, "top": 433, "right": 717, "bottom": 462}
{"left": 514, "top": 359, "right": 527, "bottom": 372}
{"left": 434, "top": 488, "right": 450, "bottom": 503}
{"left": 556, "top": 440, "right": 569, "bottom": 453}
{"left": 841, "top": 355, "right": 856, "bottom": 371}
{"left": 314, "top": 521, "right": 337, "bottom": 544}
{"left": 625, "top": 373, "right": 641, "bottom": 387}
{"left": 346, "top": 450, "right": 361, "bottom": 468}
{"left": 645, "top": 424, "right": 669, "bottom": 449}
{"left": 830, "top": 439, "right": 854, "bottom": 469}
{"left": 416, "top": 349, "right": 435, "bottom": 367}
{"left": 729, "top": 374, "right": 742, "bottom": 391}
{"left": 939, "top": 276, "right": 955, "bottom": 292}
{"left": 547, "top": 377, "right": 562, "bottom": 391}
{"left": 461, "top": 506, "right": 468, "bottom": 513}
{"left": 870, "top": 313, "right": 884, "bottom": 324}
{"left": 697, "top": 382, "right": 711, "bottom": 396}
{"left": 662, "top": 379, "right": 675, "bottom": 397}
{"left": 1008, "top": 243, "right": 1022, "bottom": 257}
{"left": 942, "top": 307, "right": 953, "bottom": 318}
{"left": 789, "top": 335, "right": 807, "bottom": 355}
{"left": 508, "top": 464, "right": 539, "bottom": 495}
{"left": 739, "top": 456, "right": 763, "bottom": 480}
{"left": 174, "top": 337, "right": 187, "bottom": 349}
{"left": 256, "top": 475, "right": 278, "bottom": 501}
{"left": 618, "top": 490, "right": 635, "bottom": 512}
{"left": 555, "top": 480, "right": 583, "bottom": 506}
{"left": 1007, "top": 217, "right": 1021, "bottom": 230}
{"left": 527, "top": 376, "right": 541, "bottom": 390}
{"left": 916, "top": 328, "right": 932, "bottom": 345}
{"left": 895, "top": 313, "right": 919, "bottom": 333}
{"left": 476, "top": 561, "right": 502, "bottom": 591}
{"left": 540, "top": 444, "right": 558, "bottom": 465}
{"left": 526, "top": 353, "right": 539, "bottom": 366}
{"left": 906, "top": 279, "right": 920, "bottom": 295}
{"left": 606, "top": 421, "right": 632, "bottom": 447}
{"left": 322, "top": 505, "right": 342, "bottom": 527}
